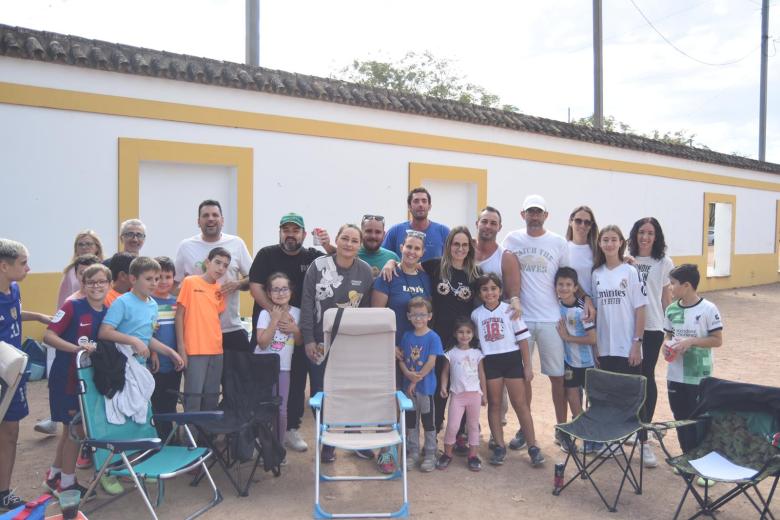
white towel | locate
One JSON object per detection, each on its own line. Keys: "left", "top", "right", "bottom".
{"left": 104, "top": 343, "right": 155, "bottom": 425}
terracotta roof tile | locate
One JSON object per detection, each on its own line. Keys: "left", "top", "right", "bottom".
{"left": 0, "top": 23, "right": 778, "bottom": 174}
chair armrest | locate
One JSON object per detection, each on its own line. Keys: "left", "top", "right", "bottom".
{"left": 645, "top": 419, "right": 699, "bottom": 433}
{"left": 153, "top": 411, "right": 224, "bottom": 424}
{"left": 84, "top": 437, "right": 162, "bottom": 452}
{"left": 396, "top": 391, "right": 414, "bottom": 411}
{"left": 309, "top": 392, "right": 324, "bottom": 409}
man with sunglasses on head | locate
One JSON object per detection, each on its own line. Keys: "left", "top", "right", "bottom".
{"left": 358, "top": 215, "right": 399, "bottom": 277}
{"left": 382, "top": 187, "right": 449, "bottom": 262}
{"left": 249, "top": 213, "right": 335, "bottom": 453}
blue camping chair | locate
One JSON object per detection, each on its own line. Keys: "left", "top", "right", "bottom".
{"left": 76, "top": 350, "right": 223, "bottom": 520}
{"left": 310, "top": 308, "right": 413, "bottom": 519}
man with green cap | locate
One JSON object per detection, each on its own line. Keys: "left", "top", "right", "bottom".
{"left": 249, "top": 212, "right": 334, "bottom": 452}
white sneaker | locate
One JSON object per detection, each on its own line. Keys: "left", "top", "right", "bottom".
{"left": 642, "top": 443, "right": 658, "bottom": 468}
{"left": 34, "top": 419, "right": 58, "bottom": 436}
{"left": 624, "top": 432, "right": 638, "bottom": 445}
{"left": 284, "top": 428, "right": 308, "bottom": 452}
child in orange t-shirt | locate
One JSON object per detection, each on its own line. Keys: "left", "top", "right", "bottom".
{"left": 176, "top": 247, "right": 229, "bottom": 412}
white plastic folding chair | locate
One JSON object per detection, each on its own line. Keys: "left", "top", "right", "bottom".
{"left": 310, "top": 307, "right": 413, "bottom": 519}
{"left": 0, "top": 340, "right": 28, "bottom": 419}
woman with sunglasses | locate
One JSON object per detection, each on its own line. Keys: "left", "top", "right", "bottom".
{"left": 565, "top": 206, "right": 599, "bottom": 298}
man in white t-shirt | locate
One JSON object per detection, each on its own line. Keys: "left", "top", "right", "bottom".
{"left": 501, "top": 194, "right": 572, "bottom": 448}
{"left": 174, "top": 199, "right": 253, "bottom": 355}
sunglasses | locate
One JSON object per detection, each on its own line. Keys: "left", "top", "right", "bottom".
{"left": 362, "top": 214, "right": 385, "bottom": 222}
{"left": 405, "top": 230, "right": 426, "bottom": 240}
{"left": 573, "top": 218, "right": 593, "bottom": 227}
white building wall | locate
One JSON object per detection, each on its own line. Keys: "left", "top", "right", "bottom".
{"left": 1, "top": 57, "right": 778, "bottom": 274}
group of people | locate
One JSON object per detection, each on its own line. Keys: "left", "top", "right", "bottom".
{"left": 0, "top": 189, "right": 725, "bottom": 511}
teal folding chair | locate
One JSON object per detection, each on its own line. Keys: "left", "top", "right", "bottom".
{"left": 310, "top": 308, "right": 413, "bottom": 519}
{"left": 76, "top": 350, "right": 223, "bottom": 520}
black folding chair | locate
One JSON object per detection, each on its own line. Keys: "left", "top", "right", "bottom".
{"left": 184, "top": 349, "right": 284, "bottom": 497}
{"left": 553, "top": 368, "right": 647, "bottom": 512}
{"left": 649, "top": 377, "right": 780, "bottom": 520}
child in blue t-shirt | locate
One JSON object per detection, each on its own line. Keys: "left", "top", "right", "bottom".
{"left": 149, "top": 257, "right": 181, "bottom": 441}
{"left": 398, "top": 297, "right": 443, "bottom": 473}
{"left": 0, "top": 239, "right": 51, "bottom": 511}
{"left": 554, "top": 267, "right": 598, "bottom": 453}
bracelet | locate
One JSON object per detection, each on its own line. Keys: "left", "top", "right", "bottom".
{"left": 632, "top": 336, "right": 643, "bottom": 343}
{"left": 510, "top": 296, "right": 520, "bottom": 301}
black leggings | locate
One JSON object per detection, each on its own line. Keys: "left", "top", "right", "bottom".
{"left": 667, "top": 381, "right": 702, "bottom": 453}
{"left": 286, "top": 345, "right": 309, "bottom": 430}
{"left": 641, "top": 330, "right": 664, "bottom": 423}
{"left": 598, "top": 356, "right": 647, "bottom": 442}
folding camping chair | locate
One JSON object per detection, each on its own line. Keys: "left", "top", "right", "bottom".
{"left": 76, "top": 351, "right": 223, "bottom": 520}
{"left": 0, "top": 340, "right": 27, "bottom": 419}
{"left": 553, "top": 368, "right": 647, "bottom": 512}
{"left": 649, "top": 377, "right": 780, "bottom": 520}
{"left": 310, "top": 307, "right": 413, "bottom": 519}
{"left": 186, "top": 349, "right": 284, "bottom": 497}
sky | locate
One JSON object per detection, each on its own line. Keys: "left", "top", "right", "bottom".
{"left": 2, "top": 0, "right": 778, "bottom": 163}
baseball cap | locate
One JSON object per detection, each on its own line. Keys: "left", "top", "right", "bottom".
{"left": 279, "top": 212, "right": 305, "bottom": 228}
{"left": 522, "top": 194, "right": 547, "bottom": 212}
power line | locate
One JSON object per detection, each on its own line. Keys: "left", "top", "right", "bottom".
{"left": 628, "top": 0, "right": 760, "bottom": 66}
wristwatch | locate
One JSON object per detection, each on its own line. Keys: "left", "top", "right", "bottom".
{"left": 632, "top": 336, "right": 643, "bottom": 343}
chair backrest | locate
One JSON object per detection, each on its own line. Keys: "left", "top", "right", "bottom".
{"left": 584, "top": 368, "right": 646, "bottom": 427}
{"left": 76, "top": 351, "right": 158, "bottom": 469}
{"left": 322, "top": 308, "right": 396, "bottom": 426}
{"left": 0, "top": 341, "right": 28, "bottom": 419}
{"left": 222, "top": 349, "right": 280, "bottom": 418}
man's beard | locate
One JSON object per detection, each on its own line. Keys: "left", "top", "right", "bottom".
{"left": 281, "top": 237, "right": 302, "bottom": 252}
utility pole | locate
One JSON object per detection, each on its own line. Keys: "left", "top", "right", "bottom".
{"left": 758, "top": 0, "right": 769, "bottom": 161}
{"left": 245, "top": 0, "right": 260, "bottom": 67}
{"left": 593, "top": 0, "right": 604, "bottom": 130}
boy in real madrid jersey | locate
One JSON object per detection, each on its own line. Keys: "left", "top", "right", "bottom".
{"left": 663, "top": 263, "right": 723, "bottom": 452}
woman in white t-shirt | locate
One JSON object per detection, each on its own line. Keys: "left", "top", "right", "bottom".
{"left": 565, "top": 206, "right": 599, "bottom": 297}
{"left": 256, "top": 272, "right": 301, "bottom": 446}
{"left": 627, "top": 217, "right": 673, "bottom": 467}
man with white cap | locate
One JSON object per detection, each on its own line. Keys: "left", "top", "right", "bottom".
{"left": 501, "top": 194, "right": 570, "bottom": 450}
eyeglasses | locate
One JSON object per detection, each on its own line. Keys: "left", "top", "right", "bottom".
{"left": 573, "top": 218, "right": 593, "bottom": 227}
{"left": 451, "top": 242, "right": 470, "bottom": 250}
{"left": 362, "top": 214, "right": 385, "bottom": 222}
{"left": 76, "top": 241, "right": 96, "bottom": 248}
{"left": 122, "top": 232, "right": 146, "bottom": 240}
{"left": 405, "top": 230, "right": 426, "bottom": 240}
{"left": 408, "top": 313, "right": 430, "bottom": 320}
{"left": 269, "top": 287, "right": 290, "bottom": 294}
{"left": 84, "top": 279, "right": 109, "bottom": 288}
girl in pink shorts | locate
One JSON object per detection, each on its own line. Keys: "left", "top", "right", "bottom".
{"left": 436, "top": 317, "right": 487, "bottom": 471}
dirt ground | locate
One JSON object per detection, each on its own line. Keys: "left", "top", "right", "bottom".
{"left": 11, "top": 283, "right": 780, "bottom": 519}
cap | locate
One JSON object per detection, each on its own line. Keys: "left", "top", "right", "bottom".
{"left": 522, "top": 194, "right": 547, "bottom": 212}
{"left": 279, "top": 212, "right": 305, "bottom": 228}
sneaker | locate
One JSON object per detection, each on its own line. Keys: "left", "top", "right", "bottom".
{"left": 354, "top": 449, "right": 375, "bottom": 460}
{"left": 508, "top": 430, "right": 527, "bottom": 451}
{"left": 419, "top": 453, "right": 436, "bottom": 472}
{"left": 582, "top": 441, "right": 604, "bottom": 455}
{"left": 597, "top": 444, "right": 618, "bottom": 459}
{"left": 76, "top": 449, "right": 93, "bottom": 470}
{"left": 624, "top": 432, "right": 638, "bottom": 445}
{"left": 557, "top": 432, "right": 573, "bottom": 453}
{"left": 642, "top": 443, "right": 658, "bottom": 468}
{"left": 34, "top": 418, "right": 58, "bottom": 435}
{"left": 376, "top": 451, "right": 397, "bottom": 474}
{"left": 468, "top": 456, "right": 482, "bottom": 472}
{"left": 454, "top": 433, "right": 469, "bottom": 455}
{"left": 489, "top": 446, "right": 507, "bottom": 466}
{"left": 696, "top": 477, "right": 716, "bottom": 488}
{"left": 99, "top": 475, "right": 125, "bottom": 495}
{"left": 0, "top": 490, "right": 24, "bottom": 511}
{"left": 284, "top": 428, "right": 308, "bottom": 452}
{"left": 280, "top": 457, "right": 288, "bottom": 466}
{"left": 406, "top": 452, "right": 419, "bottom": 469}
{"left": 488, "top": 435, "right": 498, "bottom": 451}
{"left": 58, "top": 481, "right": 97, "bottom": 501}
{"left": 435, "top": 453, "right": 452, "bottom": 470}
{"left": 529, "top": 446, "right": 545, "bottom": 467}
{"left": 43, "top": 471, "right": 61, "bottom": 494}
{"left": 320, "top": 445, "right": 336, "bottom": 464}
{"left": 554, "top": 430, "right": 568, "bottom": 446}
